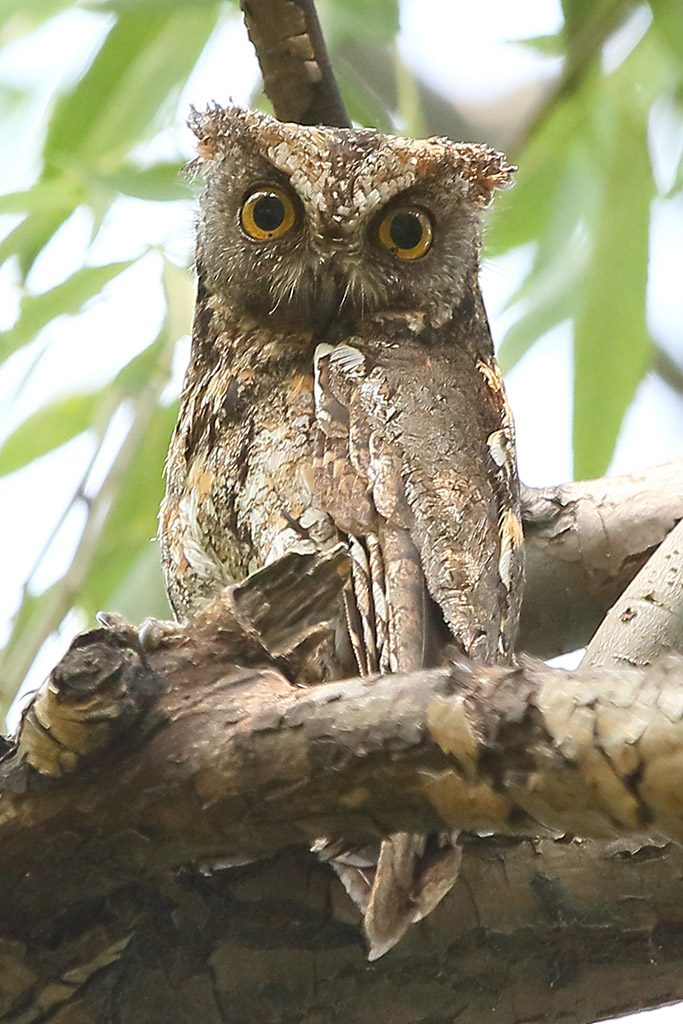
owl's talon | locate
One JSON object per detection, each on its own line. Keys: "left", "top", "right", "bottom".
{"left": 96, "top": 610, "right": 128, "bottom": 631}
{"left": 137, "top": 616, "right": 178, "bottom": 652}
{"left": 96, "top": 610, "right": 139, "bottom": 644}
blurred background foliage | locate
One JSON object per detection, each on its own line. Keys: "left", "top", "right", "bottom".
{"left": 0, "top": 0, "right": 682, "bottom": 714}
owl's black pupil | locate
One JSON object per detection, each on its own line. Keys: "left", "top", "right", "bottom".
{"left": 252, "top": 194, "right": 286, "bottom": 231}
{"left": 389, "top": 212, "right": 423, "bottom": 250}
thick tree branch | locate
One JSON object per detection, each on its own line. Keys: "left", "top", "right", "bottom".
{"left": 5, "top": 551, "right": 683, "bottom": 905}
{"left": 240, "top": 0, "right": 351, "bottom": 126}
{"left": 5, "top": 548, "right": 683, "bottom": 1021}
{"left": 520, "top": 459, "right": 683, "bottom": 657}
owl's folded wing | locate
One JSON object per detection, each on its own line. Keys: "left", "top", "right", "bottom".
{"left": 313, "top": 321, "right": 523, "bottom": 667}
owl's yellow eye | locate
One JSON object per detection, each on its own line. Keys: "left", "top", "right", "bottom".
{"left": 377, "top": 206, "right": 433, "bottom": 260}
{"left": 241, "top": 186, "right": 297, "bottom": 240}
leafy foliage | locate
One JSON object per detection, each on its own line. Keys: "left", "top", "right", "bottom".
{"left": 0, "top": 0, "right": 681, "bottom": 711}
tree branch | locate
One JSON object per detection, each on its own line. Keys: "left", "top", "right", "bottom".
{"left": 6, "top": 550, "right": 683, "bottom": 903}
{"left": 5, "top": 548, "right": 683, "bottom": 1020}
{"left": 584, "top": 516, "right": 683, "bottom": 667}
{"left": 240, "top": 0, "right": 351, "bottom": 126}
{"left": 520, "top": 460, "right": 683, "bottom": 656}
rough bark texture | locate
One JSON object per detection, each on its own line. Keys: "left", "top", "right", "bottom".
{"left": 520, "top": 460, "right": 683, "bottom": 657}
{"left": 240, "top": 0, "right": 351, "bottom": 126}
{"left": 4, "top": 840, "right": 683, "bottom": 1024}
{"left": 4, "top": 547, "right": 683, "bottom": 1022}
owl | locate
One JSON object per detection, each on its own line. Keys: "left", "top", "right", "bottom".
{"left": 159, "top": 105, "right": 524, "bottom": 958}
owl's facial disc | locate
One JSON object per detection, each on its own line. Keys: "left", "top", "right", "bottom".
{"left": 231, "top": 174, "right": 452, "bottom": 327}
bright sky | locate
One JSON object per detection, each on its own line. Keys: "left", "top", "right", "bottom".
{"left": 1, "top": 6, "right": 683, "bottom": 1018}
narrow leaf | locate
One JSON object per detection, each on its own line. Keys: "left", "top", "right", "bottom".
{"left": 649, "top": 0, "right": 683, "bottom": 69}
{"left": 79, "top": 403, "right": 177, "bottom": 614}
{"left": 1, "top": 261, "right": 133, "bottom": 356}
{"left": 0, "top": 208, "right": 71, "bottom": 280}
{"left": 486, "top": 101, "right": 579, "bottom": 257}
{"left": 498, "top": 292, "right": 574, "bottom": 374}
{"left": 0, "top": 178, "right": 83, "bottom": 215}
{"left": 45, "top": 8, "right": 220, "bottom": 167}
{"left": 573, "top": 97, "right": 654, "bottom": 477}
{"left": 90, "top": 161, "right": 188, "bottom": 202}
{"left": 0, "top": 392, "right": 100, "bottom": 477}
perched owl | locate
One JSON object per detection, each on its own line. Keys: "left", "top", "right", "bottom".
{"left": 159, "top": 106, "right": 524, "bottom": 958}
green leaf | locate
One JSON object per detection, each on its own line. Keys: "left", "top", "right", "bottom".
{"left": 45, "top": 7, "right": 221, "bottom": 168}
{"left": 572, "top": 94, "right": 654, "bottom": 477}
{"left": 0, "top": 178, "right": 84, "bottom": 215}
{"left": 108, "top": 543, "right": 170, "bottom": 622}
{"left": 516, "top": 33, "right": 565, "bottom": 56}
{"left": 162, "top": 256, "right": 194, "bottom": 342}
{"left": 94, "top": 0, "right": 223, "bottom": 6}
{"left": 486, "top": 100, "right": 579, "bottom": 256}
{"left": 0, "top": 208, "right": 72, "bottom": 279}
{"left": 0, "top": 582, "right": 61, "bottom": 714}
{"left": 0, "top": 0, "right": 73, "bottom": 31}
{"left": 0, "top": 392, "right": 101, "bottom": 477}
{"left": 114, "top": 258, "right": 193, "bottom": 395}
{"left": 1, "top": 260, "right": 133, "bottom": 356}
{"left": 323, "top": 0, "right": 399, "bottom": 46}
{"left": 649, "top": 0, "right": 683, "bottom": 69}
{"left": 560, "top": 0, "right": 631, "bottom": 57}
{"left": 498, "top": 291, "right": 574, "bottom": 375}
{"left": 333, "top": 60, "right": 395, "bottom": 133}
{"left": 89, "top": 161, "right": 189, "bottom": 202}
{"left": 79, "top": 403, "right": 177, "bottom": 614}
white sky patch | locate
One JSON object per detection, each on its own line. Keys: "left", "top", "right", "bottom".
{"left": 398, "top": 0, "right": 563, "bottom": 106}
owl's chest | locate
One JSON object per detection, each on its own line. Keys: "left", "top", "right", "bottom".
{"left": 191, "top": 368, "right": 338, "bottom": 580}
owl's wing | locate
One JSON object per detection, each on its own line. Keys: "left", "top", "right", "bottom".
{"left": 313, "top": 316, "right": 523, "bottom": 672}
{"left": 312, "top": 312, "right": 523, "bottom": 960}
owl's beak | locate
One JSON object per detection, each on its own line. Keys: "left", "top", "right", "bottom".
{"left": 312, "top": 269, "right": 345, "bottom": 330}
{"left": 289, "top": 246, "right": 364, "bottom": 331}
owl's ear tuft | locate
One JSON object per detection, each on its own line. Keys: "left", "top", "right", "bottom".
{"left": 453, "top": 144, "right": 516, "bottom": 208}
{"left": 184, "top": 104, "right": 233, "bottom": 178}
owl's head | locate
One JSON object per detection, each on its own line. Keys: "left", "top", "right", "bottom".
{"left": 188, "top": 106, "right": 514, "bottom": 329}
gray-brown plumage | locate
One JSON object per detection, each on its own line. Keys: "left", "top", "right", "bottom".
{"left": 159, "top": 106, "right": 523, "bottom": 958}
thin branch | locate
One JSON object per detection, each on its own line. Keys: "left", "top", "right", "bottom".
{"left": 654, "top": 345, "right": 683, "bottom": 396}
{"left": 0, "top": 347, "right": 172, "bottom": 699}
{"left": 520, "top": 460, "right": 683, "bottom": 657}
{"left": 583, "top": 516, "right": 683, "bottom": 667}
{"left": 240, "top": 0, "right": 351, "bottom": 126}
